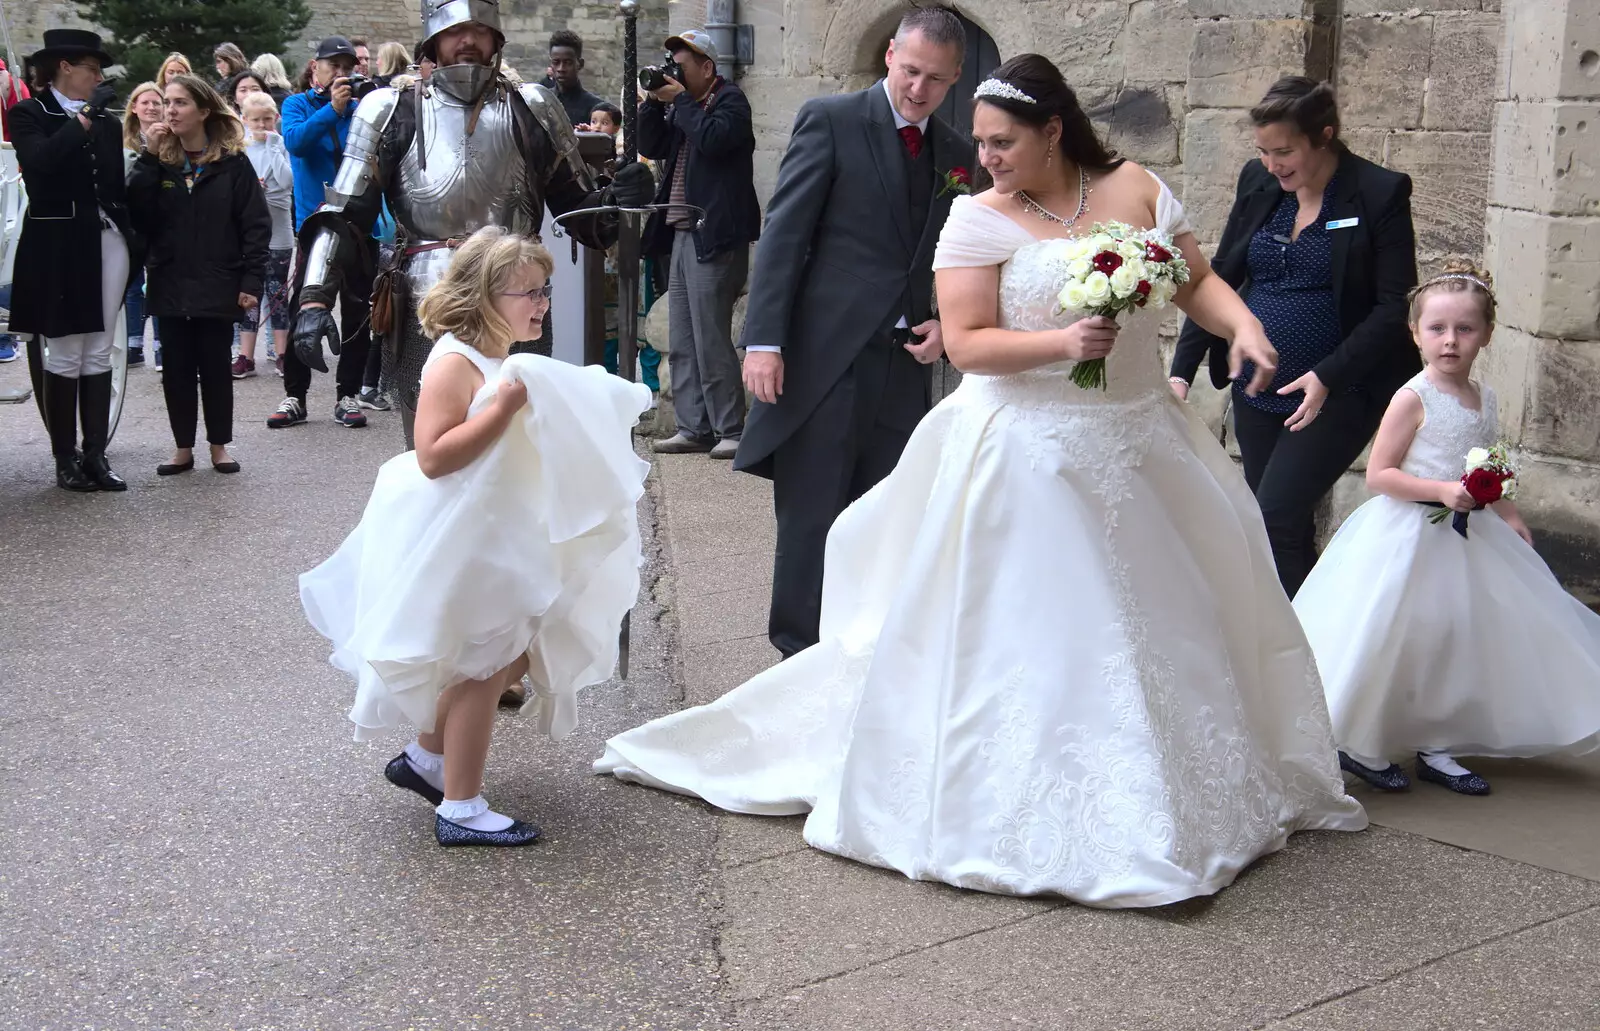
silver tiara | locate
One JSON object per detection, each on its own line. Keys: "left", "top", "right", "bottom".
{"left": 1431, "top": 273, "right": 1492, "bottom": 291}
{"left": 974, "top": 79, "right": 1036, "bottom": 105}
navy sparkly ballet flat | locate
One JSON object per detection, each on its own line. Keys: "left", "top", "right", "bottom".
{"left": 384, "top": 752, "right": 444, "bottom": 805}
{"left": 1338, "top": 751, "right": 1412, "bottom": 791}
{"left": 1415, "top": 755, "right": 1491, "bottom": 796}
{"left": 435, "top": 815, "right": 543, "bottom": 848}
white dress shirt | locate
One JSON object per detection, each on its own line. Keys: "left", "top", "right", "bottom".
{"left": 747, "top": 81, "right": 928, "bottom": 353}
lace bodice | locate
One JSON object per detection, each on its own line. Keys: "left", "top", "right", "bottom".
{"left": 421, "top": 333, "right": 505, "bottom": 415}
{"left": 1399, "top": 373, "right": 1498, "bottom": 481}
{"left": 933, "top": 173, "right": 1194, "bottom": 406}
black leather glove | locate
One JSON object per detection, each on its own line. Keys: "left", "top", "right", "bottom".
{"left": 80, "top": 81, "right": 118, "bottom": 119}
{"left": 292, "top": 305, "right": 341, "bottom": 373}
{"left": 606, "top": 160, "right": 655, "bottom": 208}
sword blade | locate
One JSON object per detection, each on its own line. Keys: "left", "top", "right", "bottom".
{"left": 618, "top": 610, "right": 632, "bottom": 680}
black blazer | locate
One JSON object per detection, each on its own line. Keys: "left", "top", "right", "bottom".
{"left": 638, "top": 77, "right": 762, "bottom": 262}
{"left": 1171, "top": 147, "right": 1419, "bottom": 398}
{"left": 732, "top": 83, "right": 973, "bottom": 477}
{"left": 8, "top": 90, "right": 136, "bottom": 338}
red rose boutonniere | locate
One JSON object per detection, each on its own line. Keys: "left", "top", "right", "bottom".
{"left": 937, "top": 166, "right": 972, "bottom": 199}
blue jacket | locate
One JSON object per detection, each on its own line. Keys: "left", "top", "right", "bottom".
{"left": 281, "top": 88, "right": 353, "bottom": 229}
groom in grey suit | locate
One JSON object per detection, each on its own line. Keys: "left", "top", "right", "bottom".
{"left": 733, "top": 7, "right": 974, "bottom": 658}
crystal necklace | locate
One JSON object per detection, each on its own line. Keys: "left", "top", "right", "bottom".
{"left": 1016, "top": 165, "right": 1090, "bottom": 228}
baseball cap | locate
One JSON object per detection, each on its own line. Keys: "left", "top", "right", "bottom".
{"left": 664, "top": 29, "right": 718, "bottom": 64}
{"left": 315, "top": 36, "right": 358, "bottom": 61}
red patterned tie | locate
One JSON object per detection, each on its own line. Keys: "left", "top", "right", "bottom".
{"left": 898, "top": 125, "right": 924, "bottom": 160}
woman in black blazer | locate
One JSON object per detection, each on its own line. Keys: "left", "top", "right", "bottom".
{"left": 1170, "top": 77, "right": 1419, "bottom": 597}
{"left": 10, "top": 30, "right": 136, "bottom": 492}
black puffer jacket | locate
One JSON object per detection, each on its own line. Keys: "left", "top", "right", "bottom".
{"left": 127, "top": 147, "right": 271, "bottom": 322}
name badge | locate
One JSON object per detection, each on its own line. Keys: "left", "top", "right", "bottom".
{"left": 1326, "top": 217, "right": 1360, "bottom": 230}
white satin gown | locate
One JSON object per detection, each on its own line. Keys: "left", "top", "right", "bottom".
{"left": 302, "top": 335, "right": 653, "bottom": 742}
{"left": 596, "top": 180, "right": 1367, "bottom": 908}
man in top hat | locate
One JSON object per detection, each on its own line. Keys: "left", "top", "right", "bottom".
{"left": 10, "top": 29, "right": 134, "bottom": 491}
{"left": 286, "top": 0, "right": 655, "bottom": 449}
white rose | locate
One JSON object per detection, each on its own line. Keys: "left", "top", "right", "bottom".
{"left": 1123, "top": 257, "right": 1148, "bottom": 282}
{"left": 1059, "top": 280, "right": 1090, "bottom": 311}
{"left": 1117, "top": 239, "right": 1144, "bottom": 260}
{"left": 1066, "top": 258, "right": 1093, "bottom": 281}
{"left": 1109, "top": 263, "right": 1140, "bottom": 299}
{"left": 1088, "top": 234, "right": 1115, "bottom": 255}
{"left": 1501, "top": 475, "right": 1518, "bottom": 500}
{"left": 1147, "top": 278, "right": 1177, "bottom": 307}
{"left": 1062, "top": 239, "right": 1093, "bottom": 262}
{"left": 1465, "top": 446, "right": 1491, "bottom": 469}
{"left": 1083, "top": 271, "right": 1113, "bottom": 306}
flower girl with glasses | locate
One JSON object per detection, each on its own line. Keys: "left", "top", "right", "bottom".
{"left": 1294, "top": 259, "right": 1600, "bottom": 796}
{"left": 301, "top": 226, "right": 653, "bottom": 847}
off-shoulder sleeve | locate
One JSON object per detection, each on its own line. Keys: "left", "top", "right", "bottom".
{"left": 933, "top": 195, "right": 1033, "bottom": 270}
{"left": 1148, "top": 170, "right": 1194, "bottom": 239}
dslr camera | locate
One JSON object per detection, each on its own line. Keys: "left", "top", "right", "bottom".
{"left": 345, "top": 74, "right": 379, "bottom": 101}
{"left": 638, "top": 60, "right": 681, "bottom": 92}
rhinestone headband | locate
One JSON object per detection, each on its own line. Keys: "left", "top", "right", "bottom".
{"left": 974, "top": 79, "right": 1036, "bottom": 105}
{"left": 1429, "top": 273, "right": 1492, "bottom": 291}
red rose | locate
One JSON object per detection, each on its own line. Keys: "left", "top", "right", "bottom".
{"left": 1463, "top": 467, "right": 1504, "bottom": 506}
{"left": 1093, "top": 251, "right": 1123, "bottom": 275}
{"left": 1136, "top": 280, "right": 1152, "bottom": 296}
{"left": 950, "top": 166, "right": 970, "bottom": 185}
{"left": 1145, "top": 242, "right": 1173, "bottom": 263}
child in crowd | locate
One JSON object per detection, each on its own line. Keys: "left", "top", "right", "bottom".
{"left": 1294, "top": 260, "right": 1600, "bottom": 796}
{"left": 300, "top": 226, "right": 652, "bottom": 848}
{"left": 236, "top": 92, "right": 292, "bottom": 378}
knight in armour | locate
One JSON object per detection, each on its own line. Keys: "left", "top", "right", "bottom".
{"left": 289, "top": 0, "right": 654, "bottom": 445}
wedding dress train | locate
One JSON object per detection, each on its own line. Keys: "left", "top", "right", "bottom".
{"left": 597, "top": 180, "right": 1365, "bottom": 908}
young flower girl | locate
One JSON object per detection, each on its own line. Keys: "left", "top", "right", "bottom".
{"left": 301, "top": 226, "right": 653, "bottom": 847}
{"left": 1294, "top": 260, "right": 1600, "bottom": 795}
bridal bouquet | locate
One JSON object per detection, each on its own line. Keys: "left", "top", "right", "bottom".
{"left": 1054, "top": 222, "right": 1191, "bottom": 390}
{"left": 1428, "top": 442, "right": 1517, "bottom": 537}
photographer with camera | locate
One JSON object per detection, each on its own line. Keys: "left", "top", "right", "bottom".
{"left": 638, "top": 30, "right": 761, "bottom": 459}
{"left": 275, "top": 35, "right": 374, "bottom": 430}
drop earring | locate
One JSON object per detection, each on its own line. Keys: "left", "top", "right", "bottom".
{"left": 1046, "top": 141, "right": 1055, "bottom": 168}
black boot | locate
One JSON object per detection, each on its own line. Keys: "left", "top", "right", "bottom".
{"left": 43, "top": 372, "right": 95, "bottom": 492}
{"left": 78, "top": 371, "right": 126, "bottom": 491}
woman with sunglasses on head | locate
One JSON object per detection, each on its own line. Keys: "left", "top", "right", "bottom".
{"left": 10, "top": 30, "right": 135, "bottom": 491}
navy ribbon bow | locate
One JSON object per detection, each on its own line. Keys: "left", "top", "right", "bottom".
{"left": 1420, "top": 501, "right": 1473, "bottom": 538}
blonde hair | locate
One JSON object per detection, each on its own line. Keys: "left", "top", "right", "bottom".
{"left": 418, "top": 226, "right": 555, "bottom": 358}
{"left": 1407, "top": 257, "right": 1496, "bottom": 327}
{"left": 122, "top": 81, "right": 163, "bottom": 150}
{"left": 157, "top": 75, "right": 247, "bottom": 167}
{"left": 240, "top": 91, "right": 279, "bottom": 121}
{"left": 376, "top": 41, "right": 410, "bottom": 78}
{"left": 251, "top": 53, "right": 293, "bottom": 91}
{"left": 157, "top": 52, "right": 193, "bottom": 88}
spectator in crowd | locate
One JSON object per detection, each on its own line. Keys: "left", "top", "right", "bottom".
{"left": 545, "top": 30, "right": 602, "bottom": 126}
{"left": 236, "top": 91, "right": 293, "bottom": 379}
{"left": 350, "top": 38, "right": 371, "bottom": 78}
{"left": 229, "top": 71, "right": 270, "bottom": 113}
{"left": 373, "top": 41, "right": 410, "bottom": 87}
{"left": 251, "top": 53, "right": 294, "bottom": 107}
{"left": 273, "top": 35, "right": 369, "bottom": 429}
{"left": 213, "top": 42, "right": 249, "bottom": 89}
{"left": 10, "top": 29, "right": 134, "bottom": 491}
{"left": 296, "top": 58, "right": 316, "bottom": 94}
{"left": 0, "top": 56, "right": 29, "bottom": 142}
{"left": 121, "top": 80, "right": 166, "bottom": 369}
{"left": 638, "top": 29, "right": 761, "bottom": 459}
{"left": 128, "top": 74, "right": 270, "bottom": 475}
{"left": 1170, "top": 76, "right": 1419, "bottom": 597}
{"left": 588, "top": 101, "right": 622, "bottom": 140}
{"left": 157, "top": 52, "right": 192, "bottom": 88}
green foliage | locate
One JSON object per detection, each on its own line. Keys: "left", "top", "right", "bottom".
{"left": 77, "top": 0, "right": 313, "bottom": 92}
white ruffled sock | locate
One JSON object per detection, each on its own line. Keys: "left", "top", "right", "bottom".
{"left": 437, "top": 795, "right": 515, "bottom": 832}
{"left": 403, "top": 740, "right": 445, "bottom": 791}
{"left": 1420, "top": 750, "right": 1473, "bottom": 777}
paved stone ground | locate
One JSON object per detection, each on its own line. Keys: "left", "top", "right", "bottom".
{"left": 4, "top": 357, "right": 1599, "bottom": 1030}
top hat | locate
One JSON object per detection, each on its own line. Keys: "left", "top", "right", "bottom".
{"left": 28, "top": 29, "right": 115, "bottom": 71}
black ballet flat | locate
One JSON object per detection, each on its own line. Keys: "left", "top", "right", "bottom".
{"left": 383, "top": 752, "right": 443, "bottom": 805}
{"left": 1339, "top": 751, "right": 1412, "bottom": 791}
{"left": 157, "top": 459, "right": 195, "bottom": 476}
{"left": 212, "top": 460, "right": 241, "bottom": 474}
{"left": 435, "top": 815, "right": 543, "bottom": 848}
{"left": 1415, "top": 755, "right": 1491, "bottom": 796}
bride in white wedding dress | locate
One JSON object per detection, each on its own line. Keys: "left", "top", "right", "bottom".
{"left": 597, "top": 55, "right": 1365, "bottom": 907}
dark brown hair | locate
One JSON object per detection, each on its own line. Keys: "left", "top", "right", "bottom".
{"left": 976, "top": 54, "right": 1123, "bottom": 172}
{"left": 1250, "top": 75, "right": 1341, "bottom": 147}
{"left": 213, "top": 42, "right": 249, "bottom": 77}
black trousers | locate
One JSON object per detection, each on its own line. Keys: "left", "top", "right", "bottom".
{"left": 1231, "top": 387, "right": 1386, "bottom": 598}
{"left": 158, "top": 317, "right": 235, "bottom": 448}
{"left": 285, "top": 242, "right": 374, "bottom": 404}
{"left": 768, "top": 330, "right": 929, "bottom": 658}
